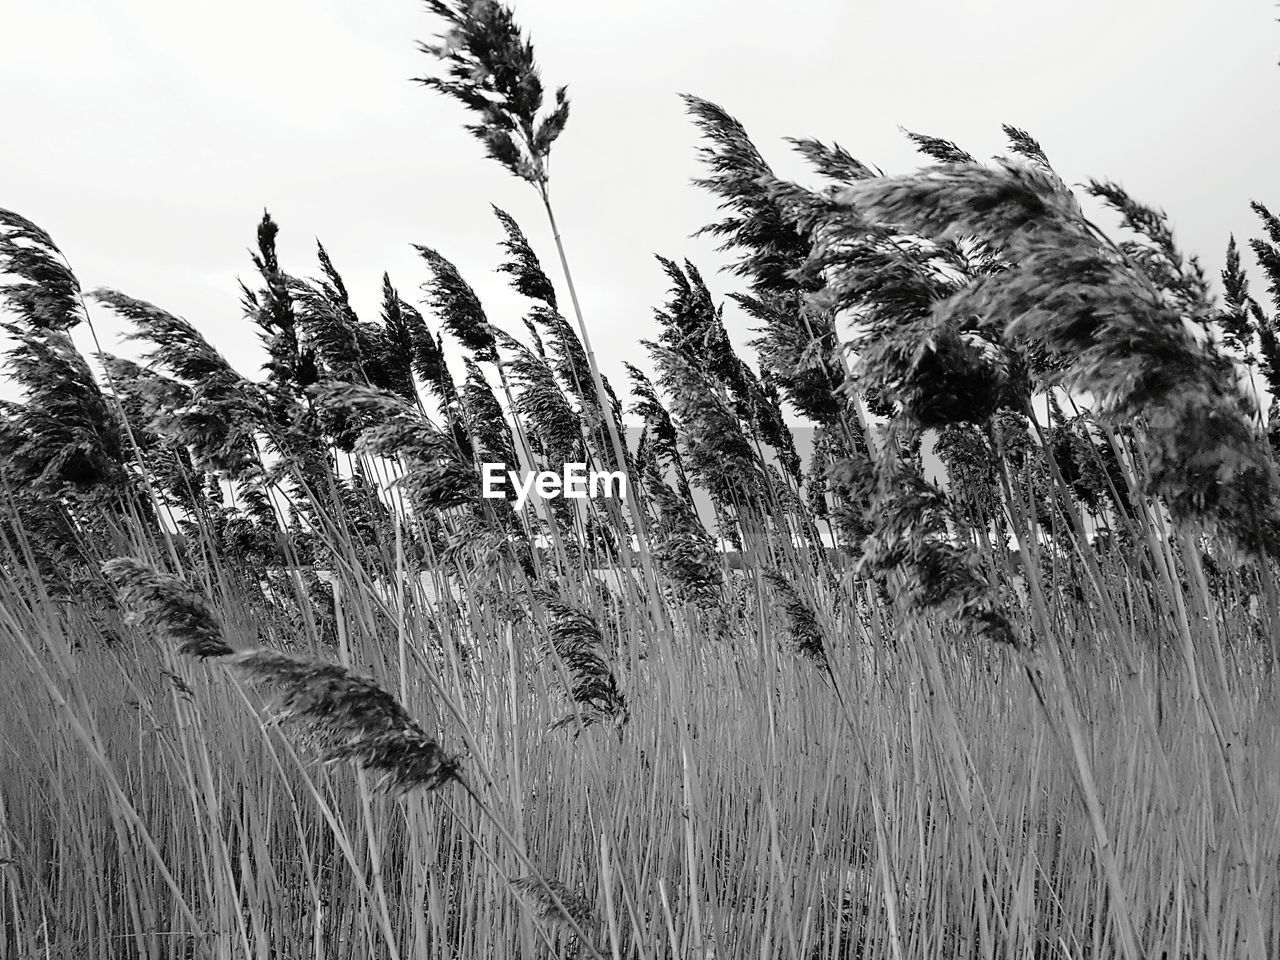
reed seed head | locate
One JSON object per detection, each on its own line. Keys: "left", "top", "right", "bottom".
{"left": 228, "top": 650, "right": 461, "bottom": 794}
{"left": 102, "top": 558, "right": 233, "bottom": 659}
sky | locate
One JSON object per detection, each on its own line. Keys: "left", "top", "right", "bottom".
{"left": 3, "top": 0, "right": 1279, "bottom": 417}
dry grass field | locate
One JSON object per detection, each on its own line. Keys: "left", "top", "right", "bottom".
{"left": 2, "top": 2, "right": 1280, "bottom": 958}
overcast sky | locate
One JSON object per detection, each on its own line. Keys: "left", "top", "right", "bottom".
{"left": 4, "top": 0, "right": 1279, "bottom": 415}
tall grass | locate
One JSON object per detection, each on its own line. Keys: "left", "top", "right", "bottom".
{"left": 2, "top": 2, "right": 1280, "bottom": 958}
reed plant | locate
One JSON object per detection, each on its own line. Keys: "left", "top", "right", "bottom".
{"left": 1, "top": 3, "right": 1279, "bottom": 958}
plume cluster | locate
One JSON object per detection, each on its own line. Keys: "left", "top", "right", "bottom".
{"left": 820, "top": 162, "right": 1280, "bottom": 557}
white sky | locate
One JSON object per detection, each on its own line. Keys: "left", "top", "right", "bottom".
{"left": 3, "top": 0, "right": 1279, "bottom": 414}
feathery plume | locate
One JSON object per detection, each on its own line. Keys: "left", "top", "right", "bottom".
{"left": 1218, "top": 236, "right": 1262, "bottom": 359}
{"left": 522, "top": 316, "right": 548, "bottom": 358}
{"left": 533, "top": 588, "right": 628, "bottom": 733}
{"left": 762, "top": 570, "right": 828, "bottom": 664}
{"left": 93, "top": 288, "right": 267, "bottom": 478}
{"left": 529, "top": 305, "right": 596, "bottom": 408}
{"left": 652, "top": 258, "right": 755, "bottom": 413}
{"left": 499, "top": 331, "right": 581, "bottom": 464}
{"left": 414, "top": 245, "right": 498, "bottom": 362}
{"left": 2, "top": 324, "right": 128, "bottom": 495}
{"left": 460, "top": 358, "right": 517, "bottom": 465}
{"left": 492, "top": 206, "right": 558, "bottom": 308}
{"left": 901, "top": 129, "right": 975, "bottom": 165}
{"left": 383, "top": 275, "right": 461, "bottom": 412}
{"left": 1086, "top": 179, "right": 1209, "bottom": 313}
{"left": 293, "top": 244, "right": 364, "bottom": 382}
{"left": 241, "top": 212, "right": 313, "bottom": 415}
{"left": 682, "top": 94, "right": 814, "bottom": 296}
{"left": 645, "top": 474, "right": 724, "bottom": 611}
{"left": 786, "top": 136, "right": 876, "bottom": 183}
{"left": 625, "top": 362, "right": 692, "bottom": 501}
{"left": 228, "top": 649, "right": 461, "bottom": 794}
{"left": 102, "top": 558, "right": 233, "bottom": 659}
{"left": 1001, "top": 124, "right": 1052, "bottom": 170}
{"left": 646, "top": 341, "right": 761, "bottom": 508}
{"left": 509, "top": 876, "right": 596, "bottom": 934}
{"left": 680, "top": 109, "right": 864, "bottom": 430}
{"left": 1249, "top": 200, "right": 1280, "bottom": 313}
{"left": 0, "top": 208, "right": 85, "bottom": 330}
{"left": 735, "top": 290, "right": 845, "bottom": 426}
{"left": 1245, "top": 202, "right": 1280, "bottom": 394}
{"left": 415, "top": 0, "right": 569, "bottom": 185}
{"left": 755, "top": 370, "right": 803, "bottom": 483}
